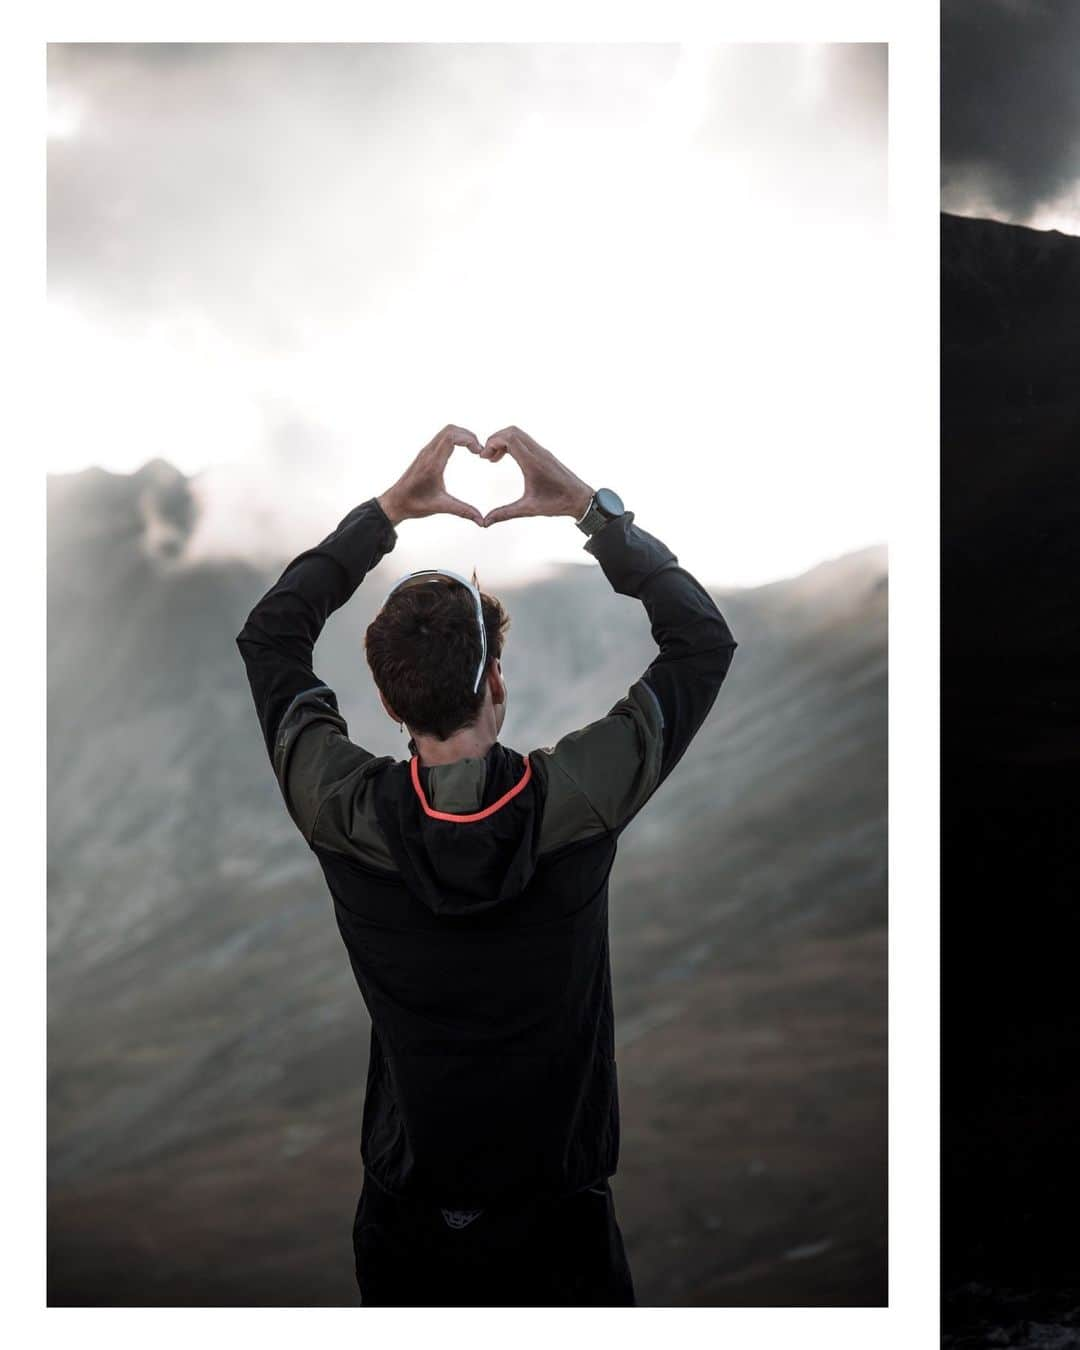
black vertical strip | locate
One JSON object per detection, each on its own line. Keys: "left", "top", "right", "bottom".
{"left": 941, "top": 210, "right": 1080, "bottom": 1338}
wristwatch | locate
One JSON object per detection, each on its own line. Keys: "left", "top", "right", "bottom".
{"left": 575, "top": 487, "right": 626, "bottom": 536}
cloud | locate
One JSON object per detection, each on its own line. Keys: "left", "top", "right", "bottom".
{"left": 46, "top": 43, "right": 678, "bottom": 346}
{"left": 46, "top": 43, "right": 889, "bottom": 589}
{"left": 47, "top": 43, "right": 885, "bottom": 344}
{"left": 942, "top": 1, "right": 1080, "bottom": 230}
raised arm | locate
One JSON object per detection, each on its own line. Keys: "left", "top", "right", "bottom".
{"left": 581, "top": 512, "right": 737, "bottom": 818}
{"left": 235, "top": 499, "right": 396, "bottom": 764}
{"left": 474, "top": 427, "right": 737, "bottom": 846}
{"left": 235, "top": 425, "right": 484, "bottom": 841}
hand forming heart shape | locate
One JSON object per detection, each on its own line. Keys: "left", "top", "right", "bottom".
{"left": 376, "top": 425, "right": 594, "bottom": 530}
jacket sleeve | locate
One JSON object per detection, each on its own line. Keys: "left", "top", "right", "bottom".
{"left": 534, "top": 510, "right": 737, "bottom": 849}
{"left": 234, "top": 496, "right": 398, "bottom": 845}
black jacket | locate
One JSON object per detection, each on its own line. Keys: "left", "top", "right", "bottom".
{"left": 236, "top": 498, "right": 736, "bottom": 1209}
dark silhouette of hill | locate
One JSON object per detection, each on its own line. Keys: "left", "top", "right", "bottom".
{"left": 47, "top": 460, "right": 886, "bottom": 1306}
{"left": 941, "top": 212, "right": 1080, "bottom": 1343}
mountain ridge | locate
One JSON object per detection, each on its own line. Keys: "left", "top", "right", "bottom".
{"left": 46, "top": 456, "right": 886, "bottom": 595}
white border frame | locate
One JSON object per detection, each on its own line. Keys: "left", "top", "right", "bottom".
{"left": 12, "top": 3, "right": 938, "bottom": 1345}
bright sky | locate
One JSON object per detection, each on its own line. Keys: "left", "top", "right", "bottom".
{"left": 47, "top": 43, "right": 887, "bottom": 587}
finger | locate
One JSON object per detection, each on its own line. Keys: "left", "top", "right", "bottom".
{"left": 484, "top": 428, "right": 517, "bottom": 451}
{"left": 452, "top": 427, "right": 483, "bottom": 454}
{"left": 511, "top": 426, "right": 542, "bottom": 451}
{"left": 482, "top": 497, "right": 533, "bottom": 528}
{"left": 431, "top": 425, "right": 481, "bottom": 466}
{"left": 421, "top": 424, "right": 454, "bottom": 458}
{"left": 438, "top": 493, "right": 484, "bottom": 527}
{"left": 483, "top": 431, "right": 525, "bottom": 467}
{"left": 498, "top": 425, "right": 539, "bottom": 451}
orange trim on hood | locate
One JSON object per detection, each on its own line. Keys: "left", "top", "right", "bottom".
{"left": 410, "top": 754, "right": 532, "bottom": 823}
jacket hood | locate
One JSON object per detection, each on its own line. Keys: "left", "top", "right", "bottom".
{"left": 370, "top": 742, "right": 543, "bottom": 915}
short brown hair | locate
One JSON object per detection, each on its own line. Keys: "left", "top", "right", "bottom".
{"left": 364, "top": 579, "right": 510, "bottom": 740}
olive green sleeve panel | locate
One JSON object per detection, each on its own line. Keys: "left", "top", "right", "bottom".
{"left": 308, "top": 746, "right": 397, "bottom": 871}
{"left": 533, "top": 677, "right": 666, "bottom": 852}
{"left": 273, "top": 688, "right": 396, "bottom": 870}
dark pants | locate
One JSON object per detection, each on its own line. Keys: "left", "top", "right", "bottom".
{"left": 353, "top": 1173, "right": 636, "bottom": 1307}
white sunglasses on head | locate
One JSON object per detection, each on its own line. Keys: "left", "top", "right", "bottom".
{"left": 383, "top": 568, "right": 489, "bottom": 694}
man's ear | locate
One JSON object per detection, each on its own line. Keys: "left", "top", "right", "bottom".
{"left": 488, "top": 657, "right": 506, "bottom": 707}
{"left": 377, "top": 688, "right": 402, "bottom": 723}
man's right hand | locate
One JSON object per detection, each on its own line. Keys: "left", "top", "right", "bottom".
{"left": 475, "top": 427, "right": 594, "bottom": 528}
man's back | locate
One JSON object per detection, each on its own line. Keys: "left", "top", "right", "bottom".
{"left": 320, "top": 742, "right": 620, "bottom": 1207}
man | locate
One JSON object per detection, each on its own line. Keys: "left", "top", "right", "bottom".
{"left": 236, "top": 424, "right": 738, "bottom": 1306}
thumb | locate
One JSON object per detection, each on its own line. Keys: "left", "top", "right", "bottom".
{"left": 439, "top": 494, "right": 484, "bottom": 527}
{"left": 483, "top": 497, "right": 531, "bottom": 528}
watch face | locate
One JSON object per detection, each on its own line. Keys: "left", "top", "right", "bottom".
{"left": 595, "top": 487, "right": 624, "bottom": 517}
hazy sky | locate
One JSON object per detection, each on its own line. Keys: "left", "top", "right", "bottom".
{"left": 942, "top": 0, "right": 1080, "bottom": 235}
{"left": 48, "top": 43, "right": 887, "bottom": 587}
